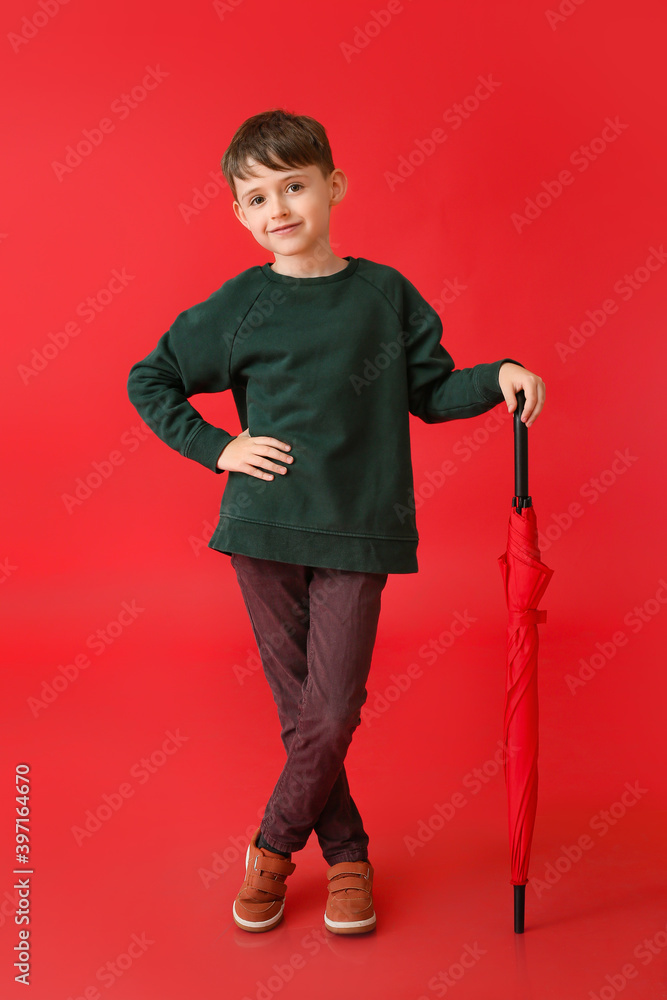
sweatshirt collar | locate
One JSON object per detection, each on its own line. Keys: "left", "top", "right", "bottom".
{"left": 261, "top": 256, "right": 359, "bottom": 284}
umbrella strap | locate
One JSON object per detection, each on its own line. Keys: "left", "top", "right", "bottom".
{"left": 508, "top": 609, "right": 547, "bottom": 626}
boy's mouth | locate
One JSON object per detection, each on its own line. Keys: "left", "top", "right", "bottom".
{"left": 270, "top": 222, "right": 301, "bottom": 235}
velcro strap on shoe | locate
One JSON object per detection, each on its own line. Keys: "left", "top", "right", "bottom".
{"left": 247, "top": 873, "right": 288, "bottom": 897}
{"left": 327, "top": 874, "right": 370, "bottom": 894}
{"left": 327, "top": 862, "right": 370, "bottom": 880}
{"left": 256, "top": 855, "right": 296, "bottom": 876}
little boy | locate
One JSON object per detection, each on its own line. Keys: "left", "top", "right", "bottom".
{"left": 126, "top": 108, "right": 545, "bottom": 936}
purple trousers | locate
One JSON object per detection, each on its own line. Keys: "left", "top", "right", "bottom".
{"left": 230, "top": 552, "right": 388, "bottom": 866}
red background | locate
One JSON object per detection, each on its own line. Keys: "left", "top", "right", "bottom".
{"left": 2, "top": 1, "right": 666, "bottom": 997}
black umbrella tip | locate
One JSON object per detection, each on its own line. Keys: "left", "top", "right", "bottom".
{"left": 513, "top": 884, "right": 526, "bottom": 934}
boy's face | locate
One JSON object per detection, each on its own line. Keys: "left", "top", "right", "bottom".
{"left": 232, "top": 158, "right": 346, "bottom": 260}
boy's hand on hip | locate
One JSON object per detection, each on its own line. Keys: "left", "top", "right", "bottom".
{"left": 498, "top": 363, "right": 546, "bottom": 427}
{"left": 216, "top": 427, "right": 294, "bottom": 480}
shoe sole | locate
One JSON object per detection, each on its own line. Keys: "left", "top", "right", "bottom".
{"left": 232, "top": 843, "right": 285, "bottom": 933}
{"left": 233, "top": 900, "right": 285, "bottom": 932}
{"left": 323, "top": 912, "right": 377, "bottom": 935}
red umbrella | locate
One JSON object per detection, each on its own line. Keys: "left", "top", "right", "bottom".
{"left": 497, "top": 389, "right": 553, "bottom": 933}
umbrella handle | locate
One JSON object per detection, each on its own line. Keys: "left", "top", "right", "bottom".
{"left": 513, "top": 389, "right": 532, "bottom": 512}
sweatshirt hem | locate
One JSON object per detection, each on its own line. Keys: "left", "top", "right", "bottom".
{"left": 207, "top": 514, "right": 419, "bottom": 574}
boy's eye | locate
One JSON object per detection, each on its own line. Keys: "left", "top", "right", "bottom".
{"left": 249, "top": 183, "right": 303, "bottom": 206}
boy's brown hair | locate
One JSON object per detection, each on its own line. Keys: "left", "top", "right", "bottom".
{"left": 221, "top": 108, "right": 336, "bottom": 203}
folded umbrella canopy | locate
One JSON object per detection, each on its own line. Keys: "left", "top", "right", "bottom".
{"left": 498, "top": 389, "right": 553, "bottom": 933}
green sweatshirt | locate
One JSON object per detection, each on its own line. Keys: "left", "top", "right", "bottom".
{"left": 126, "top": 255, "right": 522, "bottom": 574}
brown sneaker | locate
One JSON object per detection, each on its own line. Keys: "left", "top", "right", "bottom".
{"left": 232, "top": 827, "right": 296, "bottom": 932}
{"left": 324, "top": 860, "right": 376, "bottom": 935}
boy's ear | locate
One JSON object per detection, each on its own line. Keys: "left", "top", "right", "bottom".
{"left": 232, "top": 201, "right": 251, "bottom": 229}
{"left": 329, "top": 168, "right": 348, "bottom": 206}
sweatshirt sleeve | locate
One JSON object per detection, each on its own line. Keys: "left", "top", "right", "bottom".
{"left": 400, "top": 275, "right": 524, "bottom": 423}
{"left": 126, "top": 287, "right": 238, "bottom": 474}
